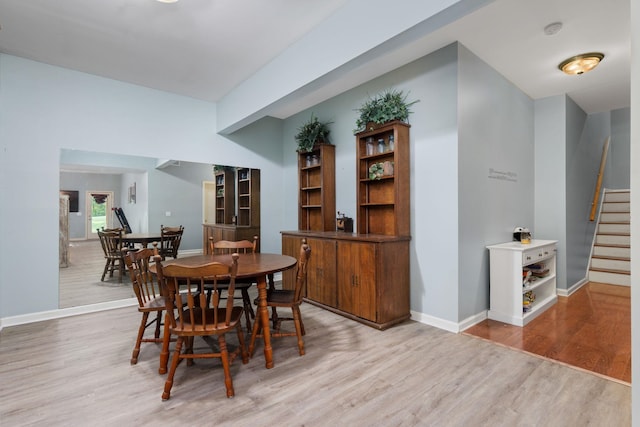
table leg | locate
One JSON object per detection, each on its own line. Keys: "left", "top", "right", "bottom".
{"left": 159, "top": 311, "right": 170, "bottom": 374}
{"left": 255, "top": 274, "right": 273, "bottom": 368}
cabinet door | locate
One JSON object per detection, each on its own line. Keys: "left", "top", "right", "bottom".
{"left": 281, "top": 235, "right": 300, "bottom": 290}
{"left": 306, "top": 238, "right": 337, "bottom": 307}
{"left": 337, "top": 241, "right": 376, "bottom": 321}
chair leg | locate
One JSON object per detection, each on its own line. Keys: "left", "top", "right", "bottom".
{"left": 292, "top": 306, "right": 305, "bottom": 356}
{"left": 241, "top": 289, "right": 255, "bottom": 318}
{"left": 162, "top": 337, "right": 183, "bottom": 401}
{"left": 185, "top": 336, "right": 195, "bottom": 366}
{"left": 154, "top": 311, "right": 163, "bottom": 339}
{"left": 241, "top": 289, "right": 253, "bottom": 333}
{"left": 131, "top": 312, "right": 149, "bottom": 365}
{"left": 218, "top": 335, "right": 234, "bottom": 398}
{"left": 236, "top": 323, "right": 249, "bottom": 364}
{"left": 118, "top": 259, "right": 124, "bottom": 283}
{"left": 101, "top": 260, "right": 110, "bottom": 281}
{"left": 249, "top": 313, "right": 262, "bottom": 357}
{"left": 296, "top": 305, "right": 306, "bottom": 336}
{"left": 271, "top": 307, "right": 279, "bottom": 331}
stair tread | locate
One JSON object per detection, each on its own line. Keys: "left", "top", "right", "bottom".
{"left": 594, "top": 243, "right": 630, "bottom": 248}
{"left": 597, "top": 232, "right": 630, "bottom": 236}
{"left": 591, "top": 255, "right": 630, "bottom": 261}
{"left": 599, "top": 221, "right": 630, "bottom": 224}
{"left": 589, "top": 267, "right": 630, "bottom": 275}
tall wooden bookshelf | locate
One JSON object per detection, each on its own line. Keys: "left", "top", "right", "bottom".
{"left": 298, "top": 143, "right": 336, "bottom": 231}
{"left": 355, "top": 121, "right": 410, "bottom": 236}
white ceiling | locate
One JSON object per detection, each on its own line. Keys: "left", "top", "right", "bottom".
{"left": 0, "top": 0, "right": 630, "bottom": 118}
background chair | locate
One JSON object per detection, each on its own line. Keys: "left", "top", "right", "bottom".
{"left": 97, "top": 228, "right": 125, "bottom": 282}
{"left": 159, "top": 225, "right": 184, "bottom": 260}
{"left": 124, "top": 246, "right": 169, "bottom": 367}
{"left": 250, "top": 240, "right": 311, "bottom": 356}
{"left": 155, "top": 253, "right": 249, "bottom": 400}
{"left": 209, "top": 236, "right": 259, "bottom": 333}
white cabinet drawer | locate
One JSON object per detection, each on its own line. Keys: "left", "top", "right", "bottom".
{"left": 522, "top": 244, "right": 555, "bottom": 266}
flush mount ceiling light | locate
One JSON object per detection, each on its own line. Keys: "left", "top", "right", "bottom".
{"left": 558, "top": 52, "right": 604, "bottom": 75}
{"left": 157, "top": 0, "right": 178, "bottom": 3}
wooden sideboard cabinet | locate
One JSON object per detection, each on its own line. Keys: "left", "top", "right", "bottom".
{"left": 203, "top": 224, "right": 260, "bottom": 254}
{"left": 282, "top": 230, "right": 410, "bottom": 329}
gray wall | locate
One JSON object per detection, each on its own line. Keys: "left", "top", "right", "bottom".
{"left": 534, "top": 96, "right": 568, "bottom": 288}
{"left": 281, "top": 43, "right": 463, "bottom": 323}
{"left": 457, "top": 44, "right": 535, "bottom": 320}
{"left": 0, "top": 53, "right": 285, "bottom": 318}
{"left": 59, "top": 172, "right": 122, "bottom": 239}
{"left": 609, "top": 107, "right": 631, "bottom": 189}
{"left": 565, "top": 104, "right": 609, "bottom": 289}
{"left": 0, "top": 47, "right": 629, "bottom": 327}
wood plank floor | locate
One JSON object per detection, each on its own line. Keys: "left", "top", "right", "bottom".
{"left": 59, "top": 240, "right": 136, "bottom": 308}
{"left": 463, "top": 282, "right": 631, "bottom": 384}
{"left": 0, "top": 302, "right": 630, "bottom": 426}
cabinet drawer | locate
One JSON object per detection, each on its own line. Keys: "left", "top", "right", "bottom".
{"left": 522, "top": 244, "right": 555, "bottom": 265}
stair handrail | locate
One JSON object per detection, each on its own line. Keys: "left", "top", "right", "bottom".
{"left": 590, "top": 137, "right": 610, "bottom": 221}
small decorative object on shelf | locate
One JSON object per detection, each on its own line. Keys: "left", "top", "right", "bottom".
{"left": 388, "top": 134, "right": 395, "bottom": 151}
{"left": 353, "top": 88, "right": 419, "bottom": 134}
{"left": 366, "top": 137, "right": 374, "bottom": 155}
{"left": 295, "top": 113, "right": 333, "bottom": 153}
{"left": 368, "top": 162, "right": 384, "bottom": 180}
{"left": 336, "top": 211, "right": 354, "bottom": 232}
{"left": 383, "top": 161, "right": 394, "bottom": 176}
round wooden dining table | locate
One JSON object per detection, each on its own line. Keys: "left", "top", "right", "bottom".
{"left": 120, "top": 232, "right": 163, "bottom": 248}
{"left": 151, "top": 252, "right": 297, "bottom": 372}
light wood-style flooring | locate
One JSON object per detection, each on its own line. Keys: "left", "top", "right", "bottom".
{"left": 59, "top": 240, "right": 136, "bottom": 308}
{"left": 0, "top": 301, "right": 630, "bottom": 426}
{"left": 45, "top": 241, "right": 630, "bottom": 424}
{"left": 463, "top": 282, "right": 631, "bottom": 384}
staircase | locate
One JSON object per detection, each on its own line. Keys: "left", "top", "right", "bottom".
{"left": 589, "top": 189, "right": 631, "bottom": 286}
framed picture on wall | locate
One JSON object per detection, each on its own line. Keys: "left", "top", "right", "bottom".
{"left": 60, "top": 190, "right": 79, "bottom": 212}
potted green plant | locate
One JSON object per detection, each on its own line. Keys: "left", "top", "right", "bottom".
{"left": 295, "top": 114, "right": 333, "bottom": 152}
{"left": 354, "top": 89, "right": 419, "bottom": 134}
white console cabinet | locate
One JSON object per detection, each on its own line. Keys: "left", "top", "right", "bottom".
{"left": 487, "top": 240, "right": 558, "bottom": 326}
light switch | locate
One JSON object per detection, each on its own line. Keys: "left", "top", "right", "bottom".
{"left": 165, "top": 211, "right": 171, "bottom": 216}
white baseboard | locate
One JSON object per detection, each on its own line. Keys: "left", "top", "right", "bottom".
{"left": 0, "top": 270, "right": 284, "bottom": 332}
{"left": 410, "top": 309, "right": 488, "bottom": 333}
{"left": 0, "top": 298, "right": 138, "bottom": 331}
{"left": 557, "top": 277, "right": 588, "bottom": 297}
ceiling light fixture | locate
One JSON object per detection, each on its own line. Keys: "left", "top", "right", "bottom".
{"left": 558, "top": 52, "right": 604, "bottom": 75}
{"left": 156, "top": 0, "right": 179, "bottom": 3}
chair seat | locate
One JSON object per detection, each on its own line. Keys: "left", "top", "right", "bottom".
{"left": 214, "top": 280, "right": 253, "bottom": 290}
{"left": 268, "top": 289, "right": 296, "bottom": 305}
{"left": 171, "top": 307, "right": 244, "bottom": 336}
{"left": 140, "top": 297, "right": 166, "bottom": 311}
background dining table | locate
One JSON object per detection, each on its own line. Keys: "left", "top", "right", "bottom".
{"left": 120, "top": 232, "right": 163, "bottom": 248}
{"left": 151, "top": 252, "right": 297, "bottom": 373}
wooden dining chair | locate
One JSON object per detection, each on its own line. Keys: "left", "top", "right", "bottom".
{"left": 155, "top": 253, "right": 249, "bottom": 400}
{"left": 250, "top": 240, "right": 311, "bottom": 357}
{"left": 209, "top": 236, "right": 258, "bottom": 333}
{"left": 97, "top": 228, "right": 125, "bottom": 282}
{"left": 124, "top": 246, "right": 171, "bottom": 366}
{"left": 159, "top": 225, "right": 184, "bottom": 260}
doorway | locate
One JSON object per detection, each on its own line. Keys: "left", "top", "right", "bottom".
{"left": 86, "top": 191, "right": 114, "bottom": 239}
